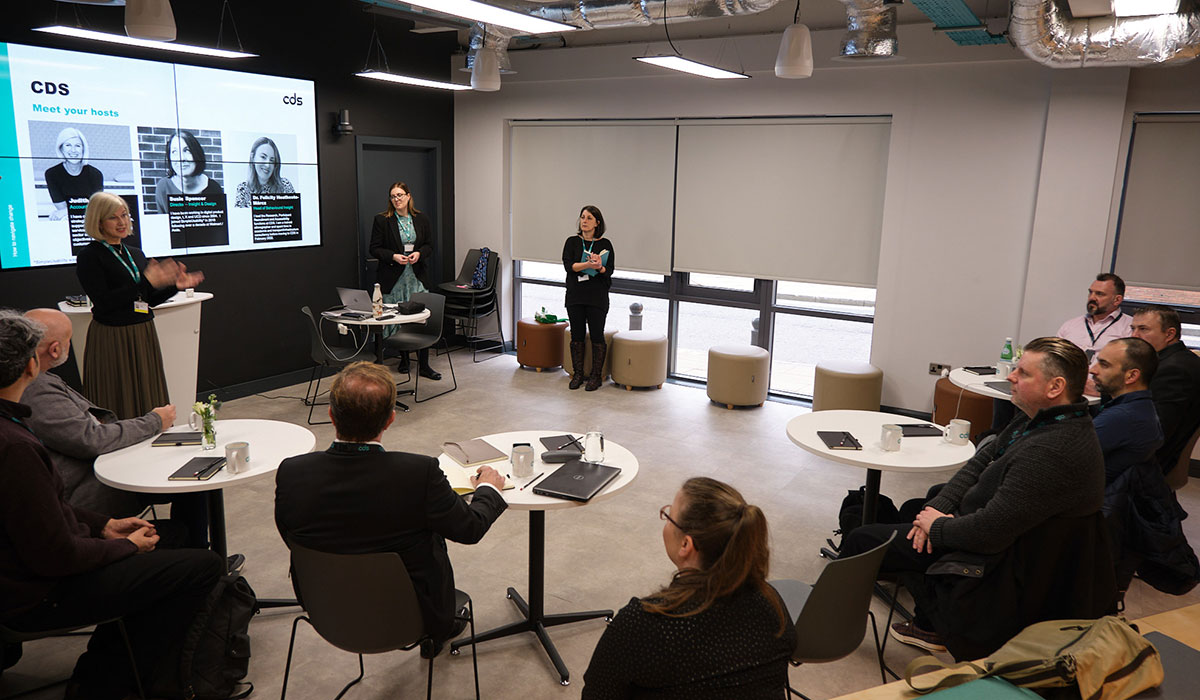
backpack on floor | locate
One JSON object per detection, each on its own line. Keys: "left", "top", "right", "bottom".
{"left": 153, "top": 573, "right": 258, "bottom": 700}
{"left": 833, "top": 486, "right": 901, "bottom": 550}
{"left": 904, "top": 616, "right": 1163, "bottom": 700}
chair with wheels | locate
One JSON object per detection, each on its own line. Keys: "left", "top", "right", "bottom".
{"left": 301, "top": 306, "right": 375, "bottom": 425}
{"left": 280, "top": 542, "right": 479, "bottom": 700}
{"left": 0, "top": 618, "right": 143, "bottom": 700}
{"left": 438, "top": 249, "right": 505, "bottom": 362}
{"left": 769, "top": 532, "right": 896, "bottom": 699}
{"left": 383, "top": 292, "right": 457, "bottom": 403}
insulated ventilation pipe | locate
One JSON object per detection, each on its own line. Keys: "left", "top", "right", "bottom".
{"left": 1010, "top": 0, "right": 1200, "bottom": 67}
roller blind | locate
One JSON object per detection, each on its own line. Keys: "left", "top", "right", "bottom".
{"left": 510, "top": 123, "right": 675, "bottom": 275}
{"left": 1114, "top": 116, "right": 1200, "bottom": 292}
{"left": 673, "top": 118, "right": 890, "bottom": 286}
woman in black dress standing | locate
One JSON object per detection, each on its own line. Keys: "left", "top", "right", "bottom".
{"left": 369, "top": 181, "right": 440, "bottom": 380}
{"left": 561, "top": 205, "right": 615, "bottom": 391}
{"left": 76, "top": 192, "right": 204, "bottom": 419}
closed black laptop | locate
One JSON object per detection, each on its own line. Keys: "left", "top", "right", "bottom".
{"left": 533, "top": 460, "right": 621, "bottom": 502}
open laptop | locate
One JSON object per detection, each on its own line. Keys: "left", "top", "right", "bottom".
{"left": 336, "top": 287, "right": 374, "bottom": 312}
{"left": 533, "top": 460, "right": 621, "bottom": 502}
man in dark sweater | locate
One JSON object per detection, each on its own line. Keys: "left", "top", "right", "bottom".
{"left": 275, "top": 361, "right": 507, "bottom": 656}
{"left": 1131, "top": 306, "right": 1200, "bottom": 475}
{"left": 841, "top": 337, "right": 1105, "bottom": 652}
{"left": 1090, "top": 337, "right": 1162, "bottom": 485}
{"left": 0, "top": 310, "right": 222, "bottom": 698}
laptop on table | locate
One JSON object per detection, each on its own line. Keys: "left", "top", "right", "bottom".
{"left": 533, "top": 460, "right": 622, "bottom": 502}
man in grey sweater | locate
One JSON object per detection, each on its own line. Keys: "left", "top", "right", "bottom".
{"left": 841, "top": 336, "right": 1105, "bottom": 652}
{"left": 22, "top": 309, "right": 174, "bottom": 516}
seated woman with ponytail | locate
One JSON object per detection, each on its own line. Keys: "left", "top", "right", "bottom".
{"left": 582, "top": 477, "right": 796, "bottom": 699}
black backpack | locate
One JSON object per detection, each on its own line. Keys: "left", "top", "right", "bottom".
{"left": 833, "top": 486, "right": 901, "bottom": 550}
{"left": 153, "top": 573, "right": 258, "bottom": 700}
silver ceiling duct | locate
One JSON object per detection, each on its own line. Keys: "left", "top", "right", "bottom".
{"left": 836, "top": 0, "right": 900, "bottom": 59}
{"left": 465, "top": 0, "right": 783, "bottom": 73}
{"left": 1010, "top": 0, "right": 1200, "bottom": 67}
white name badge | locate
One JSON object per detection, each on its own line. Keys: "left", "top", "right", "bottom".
{"left": 577, "top": 274, "right": 588, "bottom": 282}
{"left": 403, "top": 243, "right": 415, "bottom": 253}
{"left": 134, "top": 301, "right": 150, "bottom": 314}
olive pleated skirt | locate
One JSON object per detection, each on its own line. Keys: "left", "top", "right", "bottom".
{"left": 82, "top": 318, "right": 170, "bottom": 420}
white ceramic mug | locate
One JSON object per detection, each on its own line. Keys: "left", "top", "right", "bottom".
{"left": 880, "top": 424, "right": 902, "bottom": 452}
{"left": 944, "top": 419, "right": 971, "bottom": 446}
{"left": 996, "top": 360, "right": 1013, "bottom": 377}
{"left": 583, "top": 430, "right": 605, "bottom": 463}
{"left": 225, "top": 441, "right": 250, "bottom": 474}
{"left": 511, "top": 443, "right": 535, "bottom": 479}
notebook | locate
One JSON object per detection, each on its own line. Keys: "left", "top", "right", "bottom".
{"left": 441, "top": 463, "right": 516, "bottom": 495}
{"left": 442, "top": 439, "right": 507, "bottom": 468}
{"left": 152, "top": 431, "right": 202, "bottom": 447}
{"left": 897, "top": 423, "right": 945, "bottom": 438}
{"left": 962, "top": 365, "right": 997, "bottom": 375}
{"left": 539, "top": 435, "right": 582, "bottom": 453}
{"left": 984, "top": 380, "right": 1013, "bottom": 395}
{"left": 533, "top": 460, "right": 621, "bottom": 502}
{"left": 817, "top": 431, "right": 862, "bottom": 450}
{"left": 168, "top": 456, "right": 226, "bottom": 481}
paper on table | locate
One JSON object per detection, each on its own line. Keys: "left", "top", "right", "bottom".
{"left": 442, "top": 462, "right": 516, "bottom": 495}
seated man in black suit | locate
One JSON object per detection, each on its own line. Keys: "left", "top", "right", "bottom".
{"left": 275, "top": 361, "right": 507, "bottom": 655}
{"left": 1130, "top": 306, "right": 1200, "bottom": 474}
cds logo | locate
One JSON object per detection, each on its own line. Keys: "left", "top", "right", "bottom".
{"left": 32, "top": 81, "right": 70, "bottom": 96}
{"left": 281, "top": 93, "right": 304, "bottom": 106}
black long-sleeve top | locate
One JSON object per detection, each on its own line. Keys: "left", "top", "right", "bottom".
{"left": 1149, "top": 341, "right": 1200, "bottom": 471}
{"left": 0, "top": 399, "right": 135, "bottom": 620}
{"left": 582, "top": 586, "right": 795, "bottom": 699}
{"left": 75, "top": 241, "right": 177, "bottom": 326}
{"left": 562, "top": 235, "right": 616, "bottom": 309}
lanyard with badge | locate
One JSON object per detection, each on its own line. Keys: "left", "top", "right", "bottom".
{"left": 577, "top": 240, "right": 595, "bottom": 282}
{"left": 1085, "top": 312, "right": 1122, "bottom": 346}
{"left": 104, "top": 242, "right": 149, "bottom": 314}
{"left": 329, "top": 441, "right": 385, "bottom": 455}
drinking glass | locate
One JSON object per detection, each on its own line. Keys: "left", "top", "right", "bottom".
{"left": 583, "top": 430, "right": 605, "bottom": 463}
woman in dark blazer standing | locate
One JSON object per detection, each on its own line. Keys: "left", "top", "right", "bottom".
{"left": 562, "top": 205, "right": 615, "bottom": 391}
{"left": 369, "top": 181, "right": 440, "bottom": 380}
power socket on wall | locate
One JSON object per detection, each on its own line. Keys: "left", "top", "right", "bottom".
{"left": 929, "top": 362, "right": 950, "bottom": 376}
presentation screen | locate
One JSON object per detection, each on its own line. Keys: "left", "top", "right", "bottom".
{"left": 0, "top": 42, "right": 320, "bottom": 270}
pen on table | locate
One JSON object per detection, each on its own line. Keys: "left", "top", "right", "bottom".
{"left": 558, "top": 435, "right": 583, "bottom": 450}
{"left": 521, "top": 471, "right": 548, "bottom": 491}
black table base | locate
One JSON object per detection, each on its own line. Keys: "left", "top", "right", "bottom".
{"left": 450, "top": 510, "right": 612, "bottom": 686}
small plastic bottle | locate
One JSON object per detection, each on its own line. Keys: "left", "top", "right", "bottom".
{"left": 372, "top": 283, "right": 383, "bottom": 318}
{"left": 1000, "top": 337, "right": 1014, "bottom": 363}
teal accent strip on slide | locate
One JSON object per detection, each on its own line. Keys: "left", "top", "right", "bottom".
{"left": 0, "top": 43, "right": 31, "bottom": 269}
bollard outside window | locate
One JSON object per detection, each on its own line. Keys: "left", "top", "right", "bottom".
{"left": 750, "top": 317, "right": 759, "bottom": 346}
{"left": 629, "top": 302, "right": 643, "bottom": 331}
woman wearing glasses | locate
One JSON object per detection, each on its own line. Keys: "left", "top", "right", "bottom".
{"left": 582, "top": 477, "right": 795, "bottom": 698}
{"left": 75, "top": 192, "right": 204, "bottom": 419}
{"left": 562, "top": 205, "right": 615, "bottom": 392}
{"left": 369, "top": 181, "right": 440, "bottom": 380}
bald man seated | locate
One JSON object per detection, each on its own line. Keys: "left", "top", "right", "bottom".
{"left": 21, "top": 309, "right": 175, "bottom": 516}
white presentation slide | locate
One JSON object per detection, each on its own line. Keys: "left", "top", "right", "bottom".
{"left": 0, "top": 42, "right": 321, "bottom": 269}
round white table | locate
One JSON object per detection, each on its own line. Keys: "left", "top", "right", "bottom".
{"left": 439, "top": 430, "right": 638, "bottom": 686}
{"left": 96, "top": 418, "right": 316, "bottom": 559}
{"left": 321, "top": 306, "right": 431, "bottom": 410}
{"left": 786, "top": 410, "right": 975, "bottom": 526}
{"left": 948, "top": 366, "right": 1101, "bottom": 405}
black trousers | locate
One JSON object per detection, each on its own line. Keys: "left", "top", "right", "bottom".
{"left": 5, "top": 548, "right": 223, "bottom": 700}
{"left": 567, "top": 304, "right": 607, "bottom": 345}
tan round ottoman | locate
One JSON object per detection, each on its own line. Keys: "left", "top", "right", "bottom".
{"left": 707, "top": 345, "right": 770, "bottom": 409}
{"left": 611, "top": 330, "right": 668, "bottom": 390}
{"left": 561, "top": 326, "right": 617, "bottom": 379}
{"left": 517, "top": 318, "right": 566, "bottom": 371}
{"left": 812, "top": 360, "right": 882, "bottom": 411}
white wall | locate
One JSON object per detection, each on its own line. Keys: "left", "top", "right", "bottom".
{"left": 453, "top": 23, "right": 1187, "bottom": 411}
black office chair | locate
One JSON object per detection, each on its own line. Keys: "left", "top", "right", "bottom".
{"left": 382, "top": 292, "right": 456, "bottom": 403}
{"left": 769, "top": 532, "right": 896, "bottom": 699}
{"left": 437, "top": 249, "right": 505, "bottom": 363}
{"left": 301, "top": 306, "right": 375, "bottom": 425}
{"left": 0, "top": 618, "right": 143, "bottom": 700}
{"left": 281, "top": 542, "right": 479, "bottom": 700}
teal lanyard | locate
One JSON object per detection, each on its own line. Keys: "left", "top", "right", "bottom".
{"left": 103, "top": 243, "right": 141, "bottom": 284}
{"left": 994, "top": 408, "right": 1087, "bottom": 459}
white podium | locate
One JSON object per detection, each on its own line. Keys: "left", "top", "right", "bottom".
{"left": 58, "top": 291, "right": 212, "bottom": 411}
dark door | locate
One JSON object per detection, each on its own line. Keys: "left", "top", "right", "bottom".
{"left": 355, "top": 137, "right": 448, "bottom": 290}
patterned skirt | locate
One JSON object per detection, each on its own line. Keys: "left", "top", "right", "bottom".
{"left": 382, "top": 267, "right": 427, "bottom": 336}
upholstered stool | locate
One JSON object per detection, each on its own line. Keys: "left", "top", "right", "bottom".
{"left": 561, "top": 327, "right": 617, "bottom": 379}
{"left": 812, "top": 361, "right": 882, "bottom": 411}
{"left": 611, "top": 330, "right": 668, "bottom": 390}
{"left": 932, "top": 377, "right": 993, "bottom": 443}
{"left": 517, "top": 318, "right": 566, "bottom": 371}
{"left": 707, "top": 345, "right": 770, "bottom": 409}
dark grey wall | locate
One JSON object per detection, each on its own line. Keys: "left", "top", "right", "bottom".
{"left": 0, "top": 0, "right": 458, "bottom": 393}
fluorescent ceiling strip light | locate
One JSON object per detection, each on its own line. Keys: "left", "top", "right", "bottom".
{"left": 1113, "top": 0, "right": 1180, "bottom": 16}
{"left": 357, "top": 70, "right": 471, "bottom": 91}
{"left": 400, "top": 0, "right": 575, "bottom": 34}
{"left": 34, "top": 26, "right": 256, "bottom": 58}
{"left": 634, "top": 55, "right": 749, "bottom": 80}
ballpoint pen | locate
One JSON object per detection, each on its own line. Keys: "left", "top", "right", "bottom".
{"left": 557, "top": 435, "right": 583, "bottom": 450}
{"left": 521, "top": 471, "right": 548, "bottom": 491}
